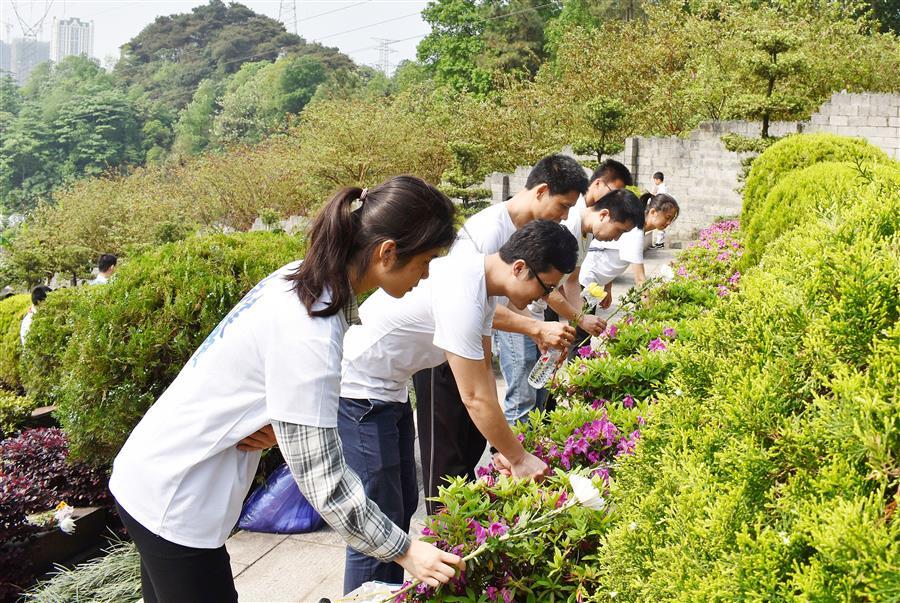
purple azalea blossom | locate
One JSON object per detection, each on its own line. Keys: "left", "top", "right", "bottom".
{"left": 676, "top": 265, "right": 688, "bottom": 277}
{"left": 501, "top": 588, "right": 513, "bottom": 603}
{"left": 577, "top": 345, "right": 594, "bottom": 358}
{"left": 421, "top": 526, "right": 435, "bottom": 536}
{"left": 729, "top": 271, "right": 741, "bottom": 285}
{"left": 662, "top": 327, "right": 676, "bottom": 339}
{"left": 648, "top": 338, "right": 667, "bottom": 352}
{"left": 622, "top": 394, "right": 635, "bottom": 408}
{"left": 556, "top": 490, "right": 568, "bottom": 508}
{"left": 468, "top": 519, "right": 488, "bottom": 545}
{"left": 489, "top": 522, "right": 508, "bottom": 537}
{"left": 486, "top": 586, "right": 499, "bottom": 601}
{"left": 637, "top": 414, "right": 646, "bottom": 425}
{"left": 605, "top": 324, "right": 619, "bottom": 338}
{"left": 717, "top": 285, "right": 729, "bottom": 297}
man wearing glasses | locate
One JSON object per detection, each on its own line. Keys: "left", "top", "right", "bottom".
{"left": 410, "top": 154, "right": 588, "bottom": 513}
{"left": 338, "top": 221, "right": 578, "bottom": 590}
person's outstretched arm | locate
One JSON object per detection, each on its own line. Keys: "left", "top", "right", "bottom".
{"left": 272, "top": 421, "right": 462, "bottom": 587}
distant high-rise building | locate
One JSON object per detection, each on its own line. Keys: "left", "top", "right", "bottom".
{"left": 0, "top": 41, "right": 11, "bottom": 77}
{"left": 50, "top": 17, "right": 94, "bottom": 63}
{"left": 10, "top": 39, "right": 50, "bottom": 85}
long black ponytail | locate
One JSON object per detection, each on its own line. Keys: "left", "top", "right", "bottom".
{"left": 286, "top": 175, "right": 456, "bottom": 317}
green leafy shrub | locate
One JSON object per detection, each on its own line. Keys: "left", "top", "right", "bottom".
{"left": 743, "top": 161, "right": 900, "bottom": 267}
{"left": 19, "top": 287, "right": 80, "bottom": 406}
{"left": 741, "top": 133, "right": 889, "bottom": 226}
{"left": 595, "top": 160, "right": 899, "bottom": 599}
{"left": 21, "top": 232, "right": 305, "bottom": 465}
{"left": 0, "top": 391, "right": 37, "bottom": 438}
{"left": 0, "top": 293, "right": 31, "bottom": 389}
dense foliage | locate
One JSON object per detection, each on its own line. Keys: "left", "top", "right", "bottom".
{"left": 410, "top": 136, "right": 898, "bottom": 600}
{"left": 20, "top": 232, "right": 305, "bottom": 465}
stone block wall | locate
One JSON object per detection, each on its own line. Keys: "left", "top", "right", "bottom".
{"left": 806, "top": 92, "right": 900, "bottom": 160}
{"left": 479, "top": 92, "right": 900, "bottom": 243}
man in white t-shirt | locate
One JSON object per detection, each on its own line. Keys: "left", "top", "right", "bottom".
{"left": 412, "top": 154, "right": 588, "bottom": 514}
{"left": 89, "top": 253, "right": 117, "bottom": 285}
{"left": 339, "top": 220, "right": 578, "bottom": 591}
{"left": 508, "top": 159, "right": 635, "bottom": 422}
{"left": 20, "top": 285, "right": 51, "bottom": 346}
{"left": 580, "top": 191, "right": 680, "bottom": 298}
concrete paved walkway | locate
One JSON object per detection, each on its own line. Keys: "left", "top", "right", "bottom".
{"left": 228, "top": 247, "right": 677, "bottom": 602}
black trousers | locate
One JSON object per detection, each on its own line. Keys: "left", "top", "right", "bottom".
{"left": 116, "top": 501, "right": 238, "bottom": 603}
{"left": 413, "top": 362, "right": 486, "bottom": 514}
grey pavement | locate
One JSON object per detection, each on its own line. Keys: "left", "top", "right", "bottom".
{"left": 228, "top": 245, "right": 677, "bottom": 602}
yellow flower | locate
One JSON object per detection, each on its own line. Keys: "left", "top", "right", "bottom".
{"left": 587, "top": 283, "right": 606, "bottom": 300}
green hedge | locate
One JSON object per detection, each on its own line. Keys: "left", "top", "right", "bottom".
{"left": 744, "top": 161, "right": 900, "bottom": 267}
{"left": 597, "top": 157, "right": 899, "bottom": 598}
{"left": 21, "top": 232, "right": 305, "bottom": 465}
{"left": 741, "top": 133, "right": 889, "bottom": 227}
{"left": 0, "top": 294, "right": 31, "bottom": 390}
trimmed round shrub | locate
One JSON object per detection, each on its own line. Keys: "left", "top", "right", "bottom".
{"left": 741, "top": 133, "right": 889, "bottom": 226}
{"left": 744, "top": 161, "right": 900, "bottom": 267}
{"left": 20, "top": 231, "right": 305, "bottom": 465}
{"left": 0, "top": 294, "right": 31, "bottom": 390}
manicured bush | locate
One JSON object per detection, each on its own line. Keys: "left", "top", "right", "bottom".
{"left": 743, "top": 161, "right": 900, "bottom": 267}
{"left": 741, "top": 133, "right": 889, "bottom": 226}
{"left": 0, "top": 293, "right": 31, "bottom": 390}
{"left": 0, "top": 391, "right": 37, "bottom": 439}
{"left": 21, "top": 232, "right": 306, "bottom": 465}
{"left": 594, "top": 162, "right": 899, "bottom": 599}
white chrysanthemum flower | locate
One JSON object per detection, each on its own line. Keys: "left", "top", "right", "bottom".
{"left": 58, "top": 516, "right": 76, "bottom": 534}
{"left": 569, "top": 474, "right": 606, "bottom": 511}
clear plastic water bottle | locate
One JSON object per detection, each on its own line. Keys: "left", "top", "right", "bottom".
{"left": 528, "top": 347, "right": 564, "bottom": 389}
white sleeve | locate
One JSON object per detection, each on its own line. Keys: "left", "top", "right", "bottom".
{"left": 264, "top": 317, "right": 342, "bottom": 428}
{"left": 432, "top": 282, "right": 489, "bottom": 361}
{"left": 618, "top": 228, "right": 645, "bottom": 265}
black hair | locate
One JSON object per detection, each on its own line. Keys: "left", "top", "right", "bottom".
{"left": 287, "top": 175, "right": 456, "bottom": 317}
{"left": 591, "top": 189, "right": 644, "bottom": 229}
{"left": 499, "top": 220, "right": 578, "bottom": 276}
{"left": 640, "top": 192, "right": 680, "bottom": 220}
{"left": 98, "top": 253, "right": 117, "bottom": 272}
{"left": 653, "top": 172, "right": 664, "bottom": 181}
{"left": 525, "top": 154, "right": 589, "bottom": 196}
{"left": 591, "top": 159, "right": 633, "bottom": 187}
{"left": 31, "top": 285, "right": 52, "bottom": 305}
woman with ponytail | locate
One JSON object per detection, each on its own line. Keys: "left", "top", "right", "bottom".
{"left": 579, "top": 191, "right": 680, "bottom": 304}
{"left": 110, "top": 175, "right": 462, "bottom": 603}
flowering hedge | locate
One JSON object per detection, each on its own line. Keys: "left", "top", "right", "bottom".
{"left": 413, "top": 135, "right": 898, "bottom": 601}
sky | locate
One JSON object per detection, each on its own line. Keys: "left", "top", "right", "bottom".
{"left": 0, "top": 0, "right": 431, "bottom": 72}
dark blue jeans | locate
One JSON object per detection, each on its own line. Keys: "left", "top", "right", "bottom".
{"left": 337, "top": 397, "right": 418, "bottom": 594}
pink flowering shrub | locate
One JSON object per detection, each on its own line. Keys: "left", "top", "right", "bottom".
{"left": 402, "top": 472, "right": 613, "bottom": 602}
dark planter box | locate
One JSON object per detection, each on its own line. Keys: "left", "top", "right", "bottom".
{"left": 27, "top": 506, "right": 107, "bottom": 573}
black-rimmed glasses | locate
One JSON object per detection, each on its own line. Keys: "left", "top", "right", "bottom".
{"left": 525, "top": 261, "right": 555, "bottom": 296}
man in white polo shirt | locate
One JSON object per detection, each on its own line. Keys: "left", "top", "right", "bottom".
{"left": 338, "top": 220, "right": 578, "bottom": 593}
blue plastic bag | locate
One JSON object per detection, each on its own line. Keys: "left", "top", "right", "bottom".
{"left": 238, "top": 463, "right": 325, "bottom": 533}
